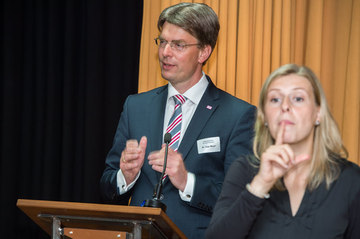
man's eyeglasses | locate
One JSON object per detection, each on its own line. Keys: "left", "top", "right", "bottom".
{"left": 154, "top": 37, "right": 200, "bottom": 52}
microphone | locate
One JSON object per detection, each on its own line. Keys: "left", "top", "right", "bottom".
{"left": 143, "top": 133, "right": 171, "bottom": 212}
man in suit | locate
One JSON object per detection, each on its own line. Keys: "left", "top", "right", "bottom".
{"left": 100, "top": 3, "right": 256, "bottom": 238}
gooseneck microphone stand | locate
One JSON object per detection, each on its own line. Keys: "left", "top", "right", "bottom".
{"left": 143, "top": 133, "right": 171, "bottom": 212}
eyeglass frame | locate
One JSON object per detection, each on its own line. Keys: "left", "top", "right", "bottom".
{"left": 154, "top": 37, "right": 201, "bottom": 52}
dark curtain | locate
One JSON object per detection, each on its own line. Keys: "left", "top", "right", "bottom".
{"left": 1, "top": 0, "right": 143, "bottom": 238}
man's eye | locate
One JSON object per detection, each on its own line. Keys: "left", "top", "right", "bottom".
{"left": 173, "top": 42, "right": 185, "bottom": 50}
{"left": 159, "top": 39, "right": 167, "bottom": 45}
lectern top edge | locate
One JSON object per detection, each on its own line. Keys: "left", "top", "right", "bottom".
{"left": 16, "top": 199, "right": 187, "bottom": 239}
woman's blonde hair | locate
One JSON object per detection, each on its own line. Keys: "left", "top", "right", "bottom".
{"left": 253, "top": 64, "right": 348, "bottom": 190}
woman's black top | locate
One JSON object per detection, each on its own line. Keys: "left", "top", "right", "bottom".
{"left": 205, "top": 156, "right": 360, "bottom": 239}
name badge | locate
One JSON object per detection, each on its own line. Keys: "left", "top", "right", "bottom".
{"left": 197, "top": 137, "right": 221, "bottom": 154}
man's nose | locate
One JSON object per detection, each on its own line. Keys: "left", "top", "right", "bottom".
{"left": 161, "top": 42, "right": 173, "bottom": 56}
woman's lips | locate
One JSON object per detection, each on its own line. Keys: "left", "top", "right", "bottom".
{"left": 280, "top": 120, "right": 294, "bottom": 125}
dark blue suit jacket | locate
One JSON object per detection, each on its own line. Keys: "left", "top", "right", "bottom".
{"left": 100, "top": 76, "right": 256, "bottom": 238}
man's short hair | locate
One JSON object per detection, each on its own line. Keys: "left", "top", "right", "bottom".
{"left": 158, "top": 2, "right": 220, "bottom": 51}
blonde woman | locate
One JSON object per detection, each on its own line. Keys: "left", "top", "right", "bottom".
{"left": 206, "top": 64, "right": 360, "bottom": 239}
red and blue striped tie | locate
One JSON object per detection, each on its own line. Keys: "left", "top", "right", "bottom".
{"left": 166, "top": 94, "right": 186, "bottom": 151}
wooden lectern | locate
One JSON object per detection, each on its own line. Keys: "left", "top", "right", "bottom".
{"left": 17, "top": 199, "right": 187, "bottom": 239}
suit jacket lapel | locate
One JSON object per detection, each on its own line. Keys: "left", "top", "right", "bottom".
{"left": 144, "top": 85, "right": 168, "bottom": 184}
{"left": 178, "top": 77, "right": 220, "bottom": 161}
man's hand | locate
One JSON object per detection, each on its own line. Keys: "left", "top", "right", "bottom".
{"left": 120, "top": 136, "right": 147, "bottom": 185}
{"left": 148, "top": 145, "right": 188, "bottom": 192}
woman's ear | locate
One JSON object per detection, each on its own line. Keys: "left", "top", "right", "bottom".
{"left": 315, "top": 108, "right": 321, "bottom": 125}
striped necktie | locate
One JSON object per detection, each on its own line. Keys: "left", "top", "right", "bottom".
{"left": 166, "top": 94, "right": 186, "bottom": 151}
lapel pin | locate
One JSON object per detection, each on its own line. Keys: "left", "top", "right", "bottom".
{"left": 206, "top": 105, "right": 212, "bottom": 110}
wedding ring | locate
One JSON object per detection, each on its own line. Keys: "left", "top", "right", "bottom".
{"left": 122, "top": 158, "right": 126, "bottom": 163}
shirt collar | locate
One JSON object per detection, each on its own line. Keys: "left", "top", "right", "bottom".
{"left": 167, "top": 72, "right": 208, "bottom": 105}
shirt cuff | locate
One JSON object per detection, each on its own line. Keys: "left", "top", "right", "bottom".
{"left": 179, "top": 172, "right": 195, "bottom": 202}
{"left": 117, "top": 169, "right": 140, "bottom": 195}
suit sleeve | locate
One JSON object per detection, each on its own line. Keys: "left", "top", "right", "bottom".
{"left": 189, "top": 104, "right": 256, "bottom": 214}
{"left": 99, "top": 96, "right": 132, "bottom": 204}
{"left": 205, "top": 157, "right": 266, "bottom": 239}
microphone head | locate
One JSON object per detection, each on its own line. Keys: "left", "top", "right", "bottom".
{"left": 164, "top": 133, "right": 172, "bottom": 144}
